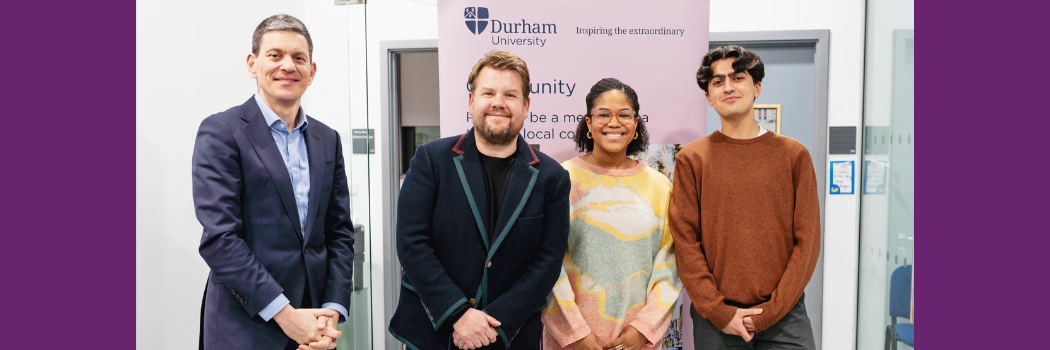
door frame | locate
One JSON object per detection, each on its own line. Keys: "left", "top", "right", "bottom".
{"left": 379, "top": 39, "right": 439, "bottom": 350}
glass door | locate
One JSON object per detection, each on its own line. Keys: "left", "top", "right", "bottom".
{"left": 303, "top": 1, "right": 373, "bottom": 349}
{"left": 856, "top": 0, "right": 914, "bottom": 348}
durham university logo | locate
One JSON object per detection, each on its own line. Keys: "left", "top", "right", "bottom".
{"left": 464, "top": 7, "right": 489, "bottom": 34}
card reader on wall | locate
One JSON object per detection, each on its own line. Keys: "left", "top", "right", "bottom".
{"left": 829, "top": 126, "right": 857, "bottom": 154}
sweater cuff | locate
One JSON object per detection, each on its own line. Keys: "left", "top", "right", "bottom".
{"left": 749, "top": 303, "right": 775, "bottom": 331}
{"left": 626, "top": 320, "right": 661, "bottom": 346}
{"left": 554, "top": 323, "right": 593, "bottom": 348}
{"left": 708, "top": 303, "right": 739, "bottom": 330}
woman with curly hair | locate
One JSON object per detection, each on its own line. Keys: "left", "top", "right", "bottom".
{"left": 542, "top": 78, "right": 681, "bottom": 350}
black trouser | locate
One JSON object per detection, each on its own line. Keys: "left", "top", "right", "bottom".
{"left": 691, "top": 293, "right": 816, "bottom": 350}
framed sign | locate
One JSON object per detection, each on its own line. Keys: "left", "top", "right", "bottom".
{"left": 754, "top": 104, "right": 780, "bottom": 134}
{"left": 830, "top": 160, "right": 855, "bottom": 195}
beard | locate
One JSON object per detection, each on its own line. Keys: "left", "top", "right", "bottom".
{"left": 475, "top": 111, "right": 519, "bottom": 146}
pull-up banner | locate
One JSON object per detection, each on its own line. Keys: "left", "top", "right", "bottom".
{"left": 438, "top": 0, "right": 710, "bottom": 163}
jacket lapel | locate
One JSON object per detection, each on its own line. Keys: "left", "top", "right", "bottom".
{"left": 240, "top": 99, "right": 304, "bottom": 243}
{"left": 303, "top": 120, "right": 326, "bottom": 245}
{"left": 451, "top": 130, "right": 491, "bottom": 249}
{"left": 488, "top": 136, "right": 540, "bottom": 257}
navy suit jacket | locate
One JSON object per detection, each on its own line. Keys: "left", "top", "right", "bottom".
{"left": 389, "top": 130, "right": 570, "bottom": 350}
{"left": 192, "top": 98, "right": 355, "bottom": 350}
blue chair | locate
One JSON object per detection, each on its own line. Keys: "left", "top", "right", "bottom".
{"left": 885, "top": 265, "right": 914, "bottom": 350}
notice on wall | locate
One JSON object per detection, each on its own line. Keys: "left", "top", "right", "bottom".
{"left": 438, "top": 1, "right": 710, "bottom": 162}
{"left": 830, "top": 160, "right": 854, "bottom": 195}
{"left": 863, "top": 160, "right": 887, "bottom": 195}
{"left": 351, "top": 129, "right": 374, "bottom": 154}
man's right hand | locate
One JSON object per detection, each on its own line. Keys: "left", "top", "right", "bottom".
{"left": 273, "top": 305, "right": 339, "bottom": 345}
{"left": 720, "top": 307, "right": 763, "bottom": 342}
{"left": 451, "top": 309, "right": 501, "bottom": 349}
{"left": 568, "top": 332, "right": 603, "bottom": 350}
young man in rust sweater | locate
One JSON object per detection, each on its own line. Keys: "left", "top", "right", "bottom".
{"left": 669, "top": 45, "right": 821, "bottom": 349}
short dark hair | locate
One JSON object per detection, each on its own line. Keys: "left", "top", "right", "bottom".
{"left": 573, "top": 78, "right": 649, "bottom": 156}
{"left": 696, "top": 45, "right": 764, "bottom": 93}
{"left": 252, "top": 14, "right": 314, "bottom": 61}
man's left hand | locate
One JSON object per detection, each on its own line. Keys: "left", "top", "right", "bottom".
{"left": 298, "top": 314, "right": 341, "bottom": 349}
{"left": 298, "top": 336, "right": 335, "bottom": 350}
{"left": 742, "top": 315, "right": 757, "bottom": 337}
{"left": 452, "top": 309, "right": 501, "bottom": 349}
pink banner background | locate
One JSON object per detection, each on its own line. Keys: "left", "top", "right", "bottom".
{"left": 438, "top": 3, "right": 709, "bottom": 348}
{"left": 438, "top": 0, "right": 710, "bottom": 163}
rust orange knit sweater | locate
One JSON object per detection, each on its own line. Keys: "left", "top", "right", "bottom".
{"left": 668, "top": 130, "right": 821, "bottom": 332}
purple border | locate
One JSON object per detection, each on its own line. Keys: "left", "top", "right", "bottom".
{"left": 5, "top": 1, "right": 135, "bottom": 348}
{"left": 917, "top": 0, "right": 1045, "bottom": 347}
{"left": 6, "top": 0, "right": 1037, "bottom": 348}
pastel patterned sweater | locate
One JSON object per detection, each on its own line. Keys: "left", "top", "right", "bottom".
{"left": 542, "top": 157, "right": 682, "bottom": 349}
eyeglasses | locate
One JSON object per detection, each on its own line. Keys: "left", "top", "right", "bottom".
{"left": 591, "top": 110, "right": 637, "bottom": 125}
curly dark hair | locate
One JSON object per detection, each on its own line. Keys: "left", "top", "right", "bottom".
{"left": 572, "top": 78, "right": 649, "bottom": 156}
{"left": 696, "top": 45, "right": 764, "bottom": 93}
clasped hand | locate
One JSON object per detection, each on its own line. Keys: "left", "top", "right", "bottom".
{"left": 569, "top": 326, "right": 645, "bottom": 350}
{"left": 720, "top": 307, "right": 763, "bottom": 342}
{"left": 452, "top": 309, "right": 502, "bottom": 349}
{"left": 272, "top": 305, "right": 343, "bottom": 350}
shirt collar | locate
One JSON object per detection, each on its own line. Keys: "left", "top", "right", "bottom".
{"left": 718, "top": 126, "right": 767, "bottom": 137}
{"left": 254, "top": 93, "right": 308, "bottom": 131}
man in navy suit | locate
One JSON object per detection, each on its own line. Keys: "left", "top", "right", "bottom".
{"left": 192, "top": 14, "right": 354, "bottom": 350}
{"left": 388, "top": 50, "right": 571, "bottom": 350}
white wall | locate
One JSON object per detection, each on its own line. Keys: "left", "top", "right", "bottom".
{"left": 708, "top": 1, "right": 867, "bottom": 349}
{"left": 136, "top": 2, "right": 308, "bottom": 349}
{"left": 136, "top": 1, "right": 380, "bottom": 347}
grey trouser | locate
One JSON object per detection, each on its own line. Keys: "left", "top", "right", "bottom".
{"left": 691, "top": 293, "right": 816, "bottom": 350}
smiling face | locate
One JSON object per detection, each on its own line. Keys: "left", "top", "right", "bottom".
{"left": 586, "top": 90, "right": 639, "bottom": 156}
{"left": 247, "top": 30, "right": 316, "bottom": 108}
{"left": 705, "top": 57, "right": 761, "bottom": 120}
{"left": 468, "top": 66, "right": 530, "bottom": 146}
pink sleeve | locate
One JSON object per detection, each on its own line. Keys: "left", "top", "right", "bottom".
{"left": 627, "top": 215, "right": 683, "bottom": 344}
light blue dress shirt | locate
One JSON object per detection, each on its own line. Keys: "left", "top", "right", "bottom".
{"left": 252, "top": 94, "right": 348, "bottom": 323}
